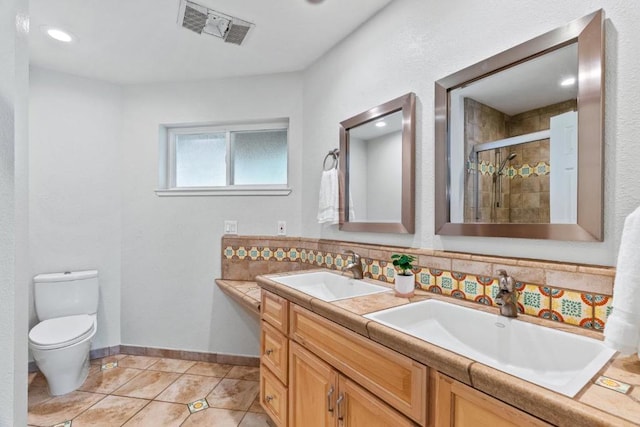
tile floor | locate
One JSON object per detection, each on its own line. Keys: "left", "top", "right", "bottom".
{"left": 28, "top": 354, "right": 271, "bottom": 427}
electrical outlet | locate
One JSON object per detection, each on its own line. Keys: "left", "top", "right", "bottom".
{"left": 224, "top": 220, "right": 238, "bottom": 235}
{"left": 277, "top": 221, "right": 286, "bottom": 236}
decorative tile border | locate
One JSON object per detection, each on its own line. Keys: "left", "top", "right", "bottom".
{"left": 471, "top": 160, "right": 551, "bottom": 178}
{"left": 222, "top": 238, "right": 614, "bottom": 330}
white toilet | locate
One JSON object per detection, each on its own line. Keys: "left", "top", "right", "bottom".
{"left": 28, "top": 270, "right": 99, "bottom": 396}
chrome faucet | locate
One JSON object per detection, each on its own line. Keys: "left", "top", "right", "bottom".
{"left": 495, "top": 270, "right": 518, "bottom": 318}
{"left": 342, "top": 250, "right": 364, "bottom": 279}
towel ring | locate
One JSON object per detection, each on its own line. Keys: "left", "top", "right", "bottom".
{"left": 323, "top": 149, "right": 339, "bottom": 171}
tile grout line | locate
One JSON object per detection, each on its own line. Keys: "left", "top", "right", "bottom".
{"left": 117, "top": 396, "right": 154, "bottom": 427}
{"left": 64, "top": 391, "right": 108, "bottom": 426}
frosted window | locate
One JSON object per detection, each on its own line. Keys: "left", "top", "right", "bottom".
{"left": 175, "top": 133, "right": 226, "bottom": 187}
{"left": 231, "top": 130, "right": 287, "bottom": 185}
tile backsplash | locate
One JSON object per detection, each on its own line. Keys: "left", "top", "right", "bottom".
{"left": 221, "top": 236, "right": 614, "bottom": 331}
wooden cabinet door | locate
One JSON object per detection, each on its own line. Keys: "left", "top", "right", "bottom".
{"left": 261, "top": 320, "right": 288, "bottom": 385}
{"left": 337, "top": 376, "right": 417, "bottom": 427}
{"left": 260, "top": 365, "right": 288, "bottom": 427}
{"left": 289, "top": 341, "right": 338, "bottom": 427}
{"left": 434, "top": 373, "right": 550, "bottom": 427}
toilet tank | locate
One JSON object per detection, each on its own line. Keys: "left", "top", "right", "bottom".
{"left": 34, "top": 270, "right": 99, "bottom": 321}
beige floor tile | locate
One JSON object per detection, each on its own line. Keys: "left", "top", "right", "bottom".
{"left": 78, "top": 365, "right": 143, "bottom": 394}
{"left": 123, "top": 401, "right": 190, "bottom": 427}
{"left": 27, "top": 391, "right": 104, "bottom": 426}
{"left": 90, "top": 354, "right": 128, "bottom": 366}
{"left": 72, "top": 395, "right": 149, "bottom": 426}
{"left": 112, "top": 370, "right": 181, "bottom": 400}
{"left": 239, "top": 412, "right": 271, "bottom": 427}
{"left": 181, "top": 407, "right": 246, "bottom": 427}
{"left": 28, "top": 372, "right": 52, "bottom": 409}
{"left": 185, "top": 362, "right": 233, "bottom": 377}
{"left": 147, "top": 358, "right": 196, "bottom": 373}
{"left": 226, "top": 366, "right": 260, "bottom": 381}
{"left": 207, "top": 379, "right": 259, "bottom": 411}
{"left": 155, "top": 374, "right": 222, "bottom": 404}
{"left": 247, "top": 396, "right": 265, "bottom": 414}
{"left": 117, "top": 355, "right": 159, "bottom": 369}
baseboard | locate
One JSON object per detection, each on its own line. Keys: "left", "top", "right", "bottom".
{"left": 119, "top": 345, "right": 260, "bottom": 367}
{"left": 90, "top": 345, "right": 121, "bottom": 360}
{"left": 29, "top": 344, "right": 257, "bottom": 373}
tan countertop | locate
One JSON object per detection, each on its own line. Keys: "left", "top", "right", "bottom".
{"left": 216, "top": 279, "right": 261, "bottom": 315}
{"left": 256, "top": 269, "right": 640, "bottom": 427}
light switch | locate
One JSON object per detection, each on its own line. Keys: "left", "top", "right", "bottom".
{"left": 224, "top": 220, "right": 238, "bottom": 234}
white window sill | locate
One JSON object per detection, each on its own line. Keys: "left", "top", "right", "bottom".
{"left": 155, "top": 186, "right": 292, "bottom": 197}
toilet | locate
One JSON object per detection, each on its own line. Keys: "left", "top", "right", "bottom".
{"left": 28, "top": 270, "right": 99, "bottom": 396}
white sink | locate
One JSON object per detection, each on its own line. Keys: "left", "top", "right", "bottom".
{"left": 364, "top": 299, "right": 615, "bottom": 397}
{"left": 272, "top": 271, "right": 390, "bottom": 302}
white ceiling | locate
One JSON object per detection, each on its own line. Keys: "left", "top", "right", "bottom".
{"left": 29, "top": 0, "right": 393, "bottom": 84}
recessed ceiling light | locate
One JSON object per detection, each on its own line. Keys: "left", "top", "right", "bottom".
{"left": 560, "top": 77, "right": 576, "bottom": 87}
{"left": 375, "top": 121, "right": 387, "bottom": 128}
{"left": 42, "top": 26, "right": 74, "bottom": 43}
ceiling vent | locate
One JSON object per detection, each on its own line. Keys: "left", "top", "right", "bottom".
{"left": 178, "top": 0, "right": 254, "bottom": 46}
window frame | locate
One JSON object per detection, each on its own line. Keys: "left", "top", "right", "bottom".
{"left": 157, "top": 120, "right": 292, "bottom": 197}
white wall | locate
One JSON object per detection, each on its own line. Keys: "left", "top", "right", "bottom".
{"left": 29, "top": 67, "right": 122, "bottom": 351}
{"left": 302, "top": 0, "right": 640, "bottom": 266}
{"left": 120, "top": 73, "right": 303, "bottom": 355}
{"left": 0, "top": 0, "right": 28, "bottom": 425}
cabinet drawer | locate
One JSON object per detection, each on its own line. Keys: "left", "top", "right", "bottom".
{"left": 260, "top": 365, "right": 288, "bottom": 427}
{"left": 261, "top": 321, "right": 288, "bottom": 385}
{"left": 261, "top": 290, "right": 289, "bottom": 334}
{"left": 290, "top": 305, "right": 427, "bottom": 425}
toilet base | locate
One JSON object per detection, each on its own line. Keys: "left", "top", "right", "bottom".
{"left": 30, "top": 338, "right": 92, "bottom": 396}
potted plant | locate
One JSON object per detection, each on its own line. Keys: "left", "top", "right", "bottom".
{"left": 391, "top": 253, "right": 416, "bottom": 297}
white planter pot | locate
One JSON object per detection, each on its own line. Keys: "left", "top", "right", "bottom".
{"left": 394, "top": 273, "right": 415, "bottom": 297}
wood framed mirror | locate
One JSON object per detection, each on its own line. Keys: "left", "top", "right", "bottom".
{"left": 339, "top": 93, "right": 416, "bottom": 233}
{"left": 435, "top": 10, "right": 604, "bottom": 241}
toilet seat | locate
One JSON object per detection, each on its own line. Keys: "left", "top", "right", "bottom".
{"left": 29, "top": 314, "right": 95, "bottom": 350}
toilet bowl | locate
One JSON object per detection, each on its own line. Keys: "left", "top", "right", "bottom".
{"left": 29, "top": 314, "right": 97, "bottom": 395}
{"left": 29, "top": 270, "right": 99, "bottom": 396}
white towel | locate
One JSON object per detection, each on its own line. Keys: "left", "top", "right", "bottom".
{"left": 604, "top": 205, "right": 640, "bottom": 355}
{"left": 317, "top": 169, "right": 340, "bottom": 224}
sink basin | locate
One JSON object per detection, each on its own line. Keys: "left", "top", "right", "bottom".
{"left": 364, "top": 299, "right": 615, "bottom": 397}
{"left": 271, "top": 271, "right": 390, "bottom": 302}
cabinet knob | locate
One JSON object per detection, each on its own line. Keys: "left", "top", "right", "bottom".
{"left": 265, "top": 395, "right": 274, "bottom": 403}
{"left": 265, "top": 349, "right": 274, "bottom": 355}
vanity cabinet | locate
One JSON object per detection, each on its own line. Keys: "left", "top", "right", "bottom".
{"left": 433, "top": 372, "right": 550, "bottom": 427}
{"left": 260, "top": 291, "right": 290, "bottom": 427}
{"left": 260, "top": 289, "right": 549, "bottom": 427}
{"left": 290, "top": 341, "right": 416, "bottom": 427}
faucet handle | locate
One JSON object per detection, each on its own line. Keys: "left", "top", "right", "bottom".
{"left": 344, "top": 250, "right": 361, "bottom": 263}
{"left": 497, "top": 270, "right": 515, "bottom": 292}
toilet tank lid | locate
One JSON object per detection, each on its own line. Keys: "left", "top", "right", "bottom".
{"left": 34, "top": 270, "right": 98, "bottom": 283}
